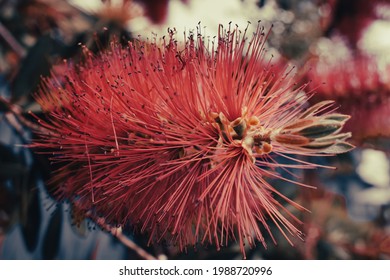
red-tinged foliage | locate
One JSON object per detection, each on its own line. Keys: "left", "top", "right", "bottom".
{"left": 32, "top": 23, "right": 353, "bottom": 258}
{"left": 134, "top": 0, "right": 189, "bottom": 24}
{"left": 320, "top": 0, "right": 387, "bottom": 47}
{"left": 136, "top": 0, "right": 169, "bottom": 24}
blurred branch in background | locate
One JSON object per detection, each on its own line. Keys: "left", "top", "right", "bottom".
{"left": 0, "top": 21, "right": 25, "bottom": 57}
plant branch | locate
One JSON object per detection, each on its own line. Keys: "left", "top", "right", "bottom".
{"left": 0, "top": 21, "right": 26, "bottom": 57}
{"left": 94, "top": 216, "right": 157, "bottom": 260}
{"left": 0, "top": 97, "right": 49, "bottom": 136}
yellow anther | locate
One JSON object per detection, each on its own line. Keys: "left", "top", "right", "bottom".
{"left": 248, "top": 116, "right": 260, "bottom": 126}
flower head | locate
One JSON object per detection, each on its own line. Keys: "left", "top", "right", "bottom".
{"left": 33, "top": 23, "right": 353, "bottom": 258}
{"left": 306, "top": 41, "right": 390, "bottom": 146}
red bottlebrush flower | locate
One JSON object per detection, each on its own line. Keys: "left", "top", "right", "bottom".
{"left": 32, "top": 23, "right": 353, "bottom": 258}
{"left": 306, "top": 52, "right": 390, "bottom": 147}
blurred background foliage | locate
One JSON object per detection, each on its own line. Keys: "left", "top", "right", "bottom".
{"left": 0, "top": 0, "right": 390, "bottom": 259}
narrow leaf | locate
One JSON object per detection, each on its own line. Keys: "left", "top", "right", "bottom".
{"left": 274, "top": 134, "right": 310, "bottom": 145}
{"left": 315, "top": 132, "right": 352, "bottom": 143}
{"left": 11, "top": 35, "right": 54, "bottom": 104}
{"left": 299, "top": 100, "right": 334, "bottom": 119}
{"left": 283, "top": 118, "right": 314, "bottom": 131}
{"left": 301, "top": 141, "right": 335, "bottom": 150}
{"left": 20, "top": 187, "right": 42, "bottom": 252}
{"left": 298, "top": 121, "right": 341, "bottom": 139}
{"left": 322, "top": 142, "right": 356, "bottom": 154}
{"left": 42, "top": 206, "right": 62, "bottom": 260}
{"left": 324, "top": 113, "right": 350, "bottom": 122}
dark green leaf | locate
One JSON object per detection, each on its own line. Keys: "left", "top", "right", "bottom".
{"left": 20, "top": 186, "right": 41, "bottom": 252}
{"left": 0, "top": 162, "right": 28, "bottom": 178}
{"left": 0, "top": 182, "right": 19, "bottom": 234}
{"left": 42, "top": 205, "right": 62, "bottom": 260}
{"left": 301, "top": 141, "right": 335, "bottom": 150}
{"left": 324, "top": 113, "right": 350, "bottom": 122}
{"left": 11, "top": 35, "right": 54, "bottom": 105}
{"left": 298, "top": 121, "right": 341, "bottom": 139}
